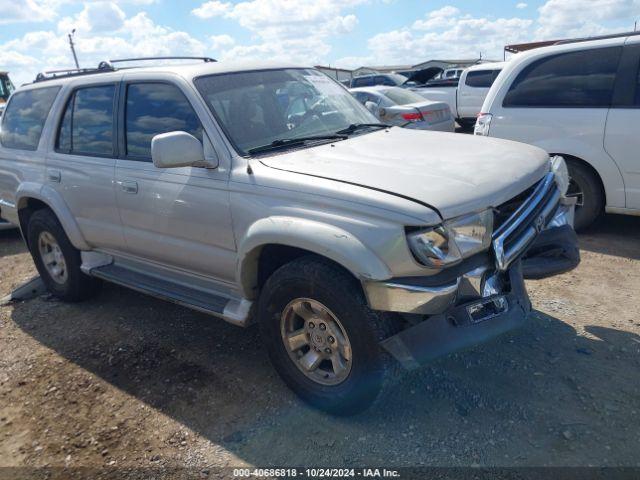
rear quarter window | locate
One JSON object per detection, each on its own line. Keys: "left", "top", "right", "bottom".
{"left": 465, "top": 70, "right": 501, "bottom": 88}
{"left": 504, "top": 46, "right": 622, "bottom": 108}
{"left": 0, "top": 87, "right": 60, "bottom": 150}
{"left": 352, "top": 77, "right": 373, "bottom": 87}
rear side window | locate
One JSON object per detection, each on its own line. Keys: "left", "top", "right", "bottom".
{"left": 465, "top": 70, "right": 501, "bottom": 88}
{"left": 1, "top": 87, "right": 59, "bottom": 150}
{"left": 504, "top": 47, "right": 622, "bottom": 108}
{"left": 125, "top": 83, "right": 203, "bottom": 159}
{"left": 352, "top": 77, "right": 372, "bottom": 88}
{"left": 375, "top": 76, "right": 395, "bottom": 86}
{"left": 57, "top": 85, "right": 116, "bottom": 156}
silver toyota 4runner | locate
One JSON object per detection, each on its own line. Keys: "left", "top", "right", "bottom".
{"left": 0, "top": 58, "right": 580, "bottom": 414}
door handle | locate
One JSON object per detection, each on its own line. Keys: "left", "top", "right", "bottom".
{"left": 118, "top": 180, "right": 138, "bottom": 194}
{"left": 47, "top": 169, "right": 61, "bottom": 183}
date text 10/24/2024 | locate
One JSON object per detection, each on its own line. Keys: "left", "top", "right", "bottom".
{"left": 233, "top": 468, "right": 401, "bottom": 478}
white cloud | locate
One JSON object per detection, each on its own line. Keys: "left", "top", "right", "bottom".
{"left": 1, "top": 7, "right": 206, "bottom": 85}
{"left": 0, "top": 0, "right": 60, "bottom": 25}
{"left": 516, "top": 2, "right": 527, "bottom": 8}
{"left": 413, "top": 6, "right": 460, "bottom": 30}
{"left": 536, "top": 0, "right": 640, "bottom": 38}
{"left": 191, "top": 0, "right": 365, "bottom": 64}
{"left": 58, "top": 2, "right": 127, "bottom": 34}
{"left": 191, "top": 0, "right": 231, "bottom": 19}
{"left": 210, "top": 34, "right": 235, "bottom": 52}
{"left": 356, "top": 11, "right": 532, "bottom": 67}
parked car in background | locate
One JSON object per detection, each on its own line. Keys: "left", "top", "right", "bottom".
{"left": 350, "top": 86, "right": 454, "bottom": 132}
{"left": 0, "top": 71, "right": 16, "bottom": 117}
{"left": 349, "top": 73, "right": 407, "bottom": 88}
{"left": 429, "top": 68, "right": 464, "bottom": 83}
{"left": 476, "top": 34, "right": 640, "bottom": 230}
{"left": 412, "top": 62, "right": 505, "bottom": 129}
{"left": 0, "top": 59, "right": 579, "bottom": 414}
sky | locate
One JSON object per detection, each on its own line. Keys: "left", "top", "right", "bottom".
{"left": 1, "top": 0, "right": 640, "bottom": 85}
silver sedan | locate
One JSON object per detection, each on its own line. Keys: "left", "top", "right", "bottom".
{"left": 350, "top": 86, "right": 455, "bottom": 132}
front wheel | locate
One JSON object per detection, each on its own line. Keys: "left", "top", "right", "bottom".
{"left": 258, "top": 256, "right": 400, "bottom": 415}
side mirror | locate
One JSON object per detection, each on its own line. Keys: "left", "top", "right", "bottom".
{"left": 151, "top": 131, "right": 218, "bottom": 169}
{"left": 364, "top": 101, "right": 378, "bottom": 116}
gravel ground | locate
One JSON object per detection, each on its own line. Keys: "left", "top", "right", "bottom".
{"left": 0, "top": 214, "right": 639, "bottom": 476}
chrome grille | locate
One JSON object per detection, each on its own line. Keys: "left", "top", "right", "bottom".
{"left": 492, "top": 172, "right": 560, "bottom": 271}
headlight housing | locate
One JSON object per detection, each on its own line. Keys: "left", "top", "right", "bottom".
{"left": 551, "top": 155, "right": 569, "bottom": 196}
{"left": 407, "top": 210, "right": 493, "bottom": 269}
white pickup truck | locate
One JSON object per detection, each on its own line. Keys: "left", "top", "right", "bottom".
{"left": 412, "top": 62, "right": 505, "bottom": 129}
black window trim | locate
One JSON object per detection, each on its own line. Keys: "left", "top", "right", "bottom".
{"left": 0, "top": 85, "right": 61, "bottom": 152}
{"left": 118, "top": 79, "right": 205, "bottom": 163}
{"left": 53, "top": 82, "right": 119, "bottom": 159}
{"left": 610, "top": 42, "right": 640, "bottom": 109}
{"left": 502, "top": 46, "right": 624, "bottom": 109}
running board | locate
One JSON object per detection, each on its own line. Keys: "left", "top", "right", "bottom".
{"left": 88, "top": 263, "right": 252, "bottom": 327}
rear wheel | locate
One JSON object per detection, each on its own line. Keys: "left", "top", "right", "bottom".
{"left": 565, "top": 159, "right": 604, "bottom": 230}
{"left": 27, "top": 209, "right": 101, "bottom": 302}
{"left": 456, "top": 118, "right": 476, "bottom": 130}
{"left": 258, "top": 256, "right": 400, "bottom": 415}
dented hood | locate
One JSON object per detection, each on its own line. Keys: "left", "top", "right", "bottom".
{"left": 260, "top": 127, "right": 550, "bottom": 220}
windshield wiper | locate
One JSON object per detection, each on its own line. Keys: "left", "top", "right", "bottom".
{"left": 248, "top": 134, "right": 347, "bottom": 155}
{"left": 336, "top": 123, "right": 390, "bottom": 135}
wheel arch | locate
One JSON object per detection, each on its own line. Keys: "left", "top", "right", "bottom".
{"left": 16, "top": 184, "right": 90, "bottom": 250}
{"left": 237, "top": 217, "right": 392, "bottom": 300}
{"left": 550, "top": 153, "right": 607, "bottom": 204}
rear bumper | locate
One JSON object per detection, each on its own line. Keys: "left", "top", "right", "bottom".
{"left": 405, "top": 118, "right": 455, "bottom": 132}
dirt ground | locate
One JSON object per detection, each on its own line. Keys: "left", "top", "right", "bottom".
{"left": 0, "top": 214, "right": 639, "bottom": 476}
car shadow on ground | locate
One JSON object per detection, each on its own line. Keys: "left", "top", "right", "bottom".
{"left": 578, "top": 214, "right": 640, "bottom": 260}
{"left": 10, "top": 284, "right": 640, "bottom": 467}
{"left": 0, "top": 228, "right": 26, "bottom": 258}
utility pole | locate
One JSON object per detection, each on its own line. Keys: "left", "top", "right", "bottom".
{"left": 635, "top": 20, "right": 638, "bottom": 31}
{"left": 68, "top": 29, "right": 80, "bottom": 69}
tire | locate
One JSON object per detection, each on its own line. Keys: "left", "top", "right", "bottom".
{"left": 258, "top": 256, "right": 400, "bottom": 415}
{"left": 566, "top": 158, "right": 604, "bottom": 231}
{"left": 456, "top": 118, "right": 476, "bottom": 130}
{"left": 27, "top": 208, "right": 101, "bottom": 302}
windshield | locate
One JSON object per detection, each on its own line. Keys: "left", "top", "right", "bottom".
{"left": 386, "top": 73, "right": 409, "bottom": 86}
{"left": 194, "top": 68, "right": 377, "bottom": 155}
{"left": 381, "top": 87, "right": 426, "bottom": 105}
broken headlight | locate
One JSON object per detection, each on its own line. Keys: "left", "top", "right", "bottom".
{"left": 407, "top": 210, "right": 493, "bottom": 269}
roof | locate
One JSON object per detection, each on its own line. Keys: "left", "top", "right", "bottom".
{"left": 315, "top": 65, "right": 354, "bottom": 73}
{"left": 26, "top": 59, "right": 306, "bottom": 88}
{"left": 465, "top": 61, "right": 508, "bottom": 72}
{"left": 505, "top": 30, "right": 640, "bottom": 54}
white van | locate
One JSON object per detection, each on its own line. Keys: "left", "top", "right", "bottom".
{"left": 476, "top": 34, "right": 640, "bottom": 229}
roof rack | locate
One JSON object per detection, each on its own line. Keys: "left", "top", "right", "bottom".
{"left": 98, "top": 56, "right": 217, "bottom": 70}
{"left": 33, "top": 56, "right": 217, "bottom": 83}
{"left": 34, "top": 64, "right": 114, "bottom": 83}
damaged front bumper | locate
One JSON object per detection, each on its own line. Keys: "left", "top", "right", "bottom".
{"left": 363, "top": 177, "right": 580, "bottom": 369}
